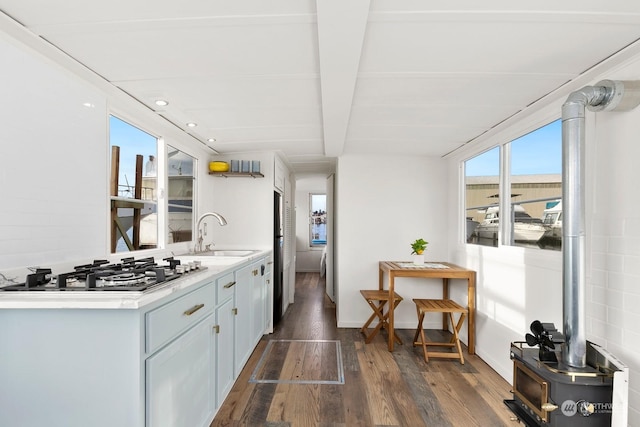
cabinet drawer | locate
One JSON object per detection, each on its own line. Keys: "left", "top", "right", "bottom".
{"left": 146, "top": 284, "right": 215, "bottom": 354}
{"left": 146, "top": 312, "right": 214, "bottom": 427}
{"left": 217, "top": 272, "right": 236, "bottom": 302}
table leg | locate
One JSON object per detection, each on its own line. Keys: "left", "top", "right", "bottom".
{"left": 468, "top": 274, "right": 476, "bottom": 355}
{"left": 442, "top": 278, "right": 449, "bottom": 330}
{"left": 388, "top": 274, "right": 395, "bottom": 352}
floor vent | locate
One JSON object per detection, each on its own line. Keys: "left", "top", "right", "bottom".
{"left": 249, "top": 339, "right": 344, "bottom": 385}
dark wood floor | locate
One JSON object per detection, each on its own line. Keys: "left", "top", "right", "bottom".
{"left": 211, "top": 272, "right": 516, "bottom": 426}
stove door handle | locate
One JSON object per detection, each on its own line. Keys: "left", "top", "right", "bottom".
{"left": 184, "top": 303, "right": 205, "bottom": 316}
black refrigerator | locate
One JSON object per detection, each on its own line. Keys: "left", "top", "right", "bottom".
{"left": 273, "top": 191, "right": 284, "bottom": 325}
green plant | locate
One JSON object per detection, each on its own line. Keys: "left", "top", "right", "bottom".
{"left": 410, "top": 238, "right": 429, "bottom": 255}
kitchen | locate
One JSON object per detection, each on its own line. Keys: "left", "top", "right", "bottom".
{"left": 2, "top": 2, "right": 640, "bottom": 427}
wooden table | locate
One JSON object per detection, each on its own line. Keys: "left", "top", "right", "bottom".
{"left": 378, "top": 261, "right": 476, "bottom": 354}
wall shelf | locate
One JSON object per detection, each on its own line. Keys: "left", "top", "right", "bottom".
{"left": 209, "top": 172, "right": 264, "bottom": 178}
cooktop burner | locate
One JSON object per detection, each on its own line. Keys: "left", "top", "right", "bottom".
{"left": 0, "top": 256, "right": 203, "bottom": 292}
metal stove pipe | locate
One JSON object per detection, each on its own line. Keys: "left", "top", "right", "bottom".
{"left": 561, "top": 80, "right": 640, "bottom": 368}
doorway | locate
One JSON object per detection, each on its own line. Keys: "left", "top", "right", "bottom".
{"left": 293, "top": 175, "right": 334, "bottom": 302}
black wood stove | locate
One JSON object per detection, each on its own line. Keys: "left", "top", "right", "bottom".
{"left": 504, "top": 321, "right": 624, "bottom": 426}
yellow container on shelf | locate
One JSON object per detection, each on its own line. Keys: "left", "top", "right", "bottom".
{"left": 209, "top": 161, "right": 229, "bottom": 172}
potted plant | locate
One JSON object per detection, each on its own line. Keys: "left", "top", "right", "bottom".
{"left": 410, "top": 238, "right": 429, "bottom": 265}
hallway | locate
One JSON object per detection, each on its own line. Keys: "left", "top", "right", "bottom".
{"left": 211, "top": 272, "right": 515, "bottom": 426}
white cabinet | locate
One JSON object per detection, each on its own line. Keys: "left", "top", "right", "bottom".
{"left": 0, "top": 255, "right": 271, "bottom": 427}
{"left": 146, "top": 312, "right": 215, "bottom": 427}
{"left": 264, "top": 258, "right": 273, "bottom": 333}
{"left": 233, "top": 262, "right": 254, "bottom": 376}
{"left": 148, "top": 258, "right": 268, "bottom": 424}
{"left": 214, "top": 297, "right": 235, "bottom": 407}
{"left": 145, "top": 284, "right": 215, "bottom": 354}
{"left": 214, "top": 272, "right": 235, "bottom": 408}
{"left": 145, "top": 281, "right": 216, "bottom": 427}
{"left": 251, "top": 262, "right": 267, "bottom": 344}
{"left": 234, "top": 258, "right": 269, "bottom": 377}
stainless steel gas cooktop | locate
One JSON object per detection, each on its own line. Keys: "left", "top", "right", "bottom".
{"left": 0, "top": 256, "right": 204, "bottom": 292}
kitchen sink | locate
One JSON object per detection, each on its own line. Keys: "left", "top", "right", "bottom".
{"left": 177, "top": 249, "right": 261, "bottom": 267}
{"left": 207, "top": 250, "right": 257, "bottom": 257}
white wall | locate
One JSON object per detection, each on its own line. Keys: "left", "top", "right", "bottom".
{"left": 446, "top": 47, "right": 640, "bottom": 425}
{"left": 590, "top": 95, "right": 640, "bottom": 425}
{"left": 206, "top": 151, "right": 275, "bottom": 251}
{"left": 0, "top": 35, "right": 107, "bottom": 269}
{"left": 295, "top": 176, "right": 327, "bottom": 272}
{"left": 0, "top": 23, "right": 211, "bottom": 273}
{"left": 336, "top": 154, "right": 449, "bottom": 329}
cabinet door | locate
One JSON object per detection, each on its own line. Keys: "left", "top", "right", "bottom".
{"left": 251, "top": 260, "right": 266, "bottom": 344}
{"left": 146, "top": 313, "right": 215, "bottom": 427}
{"left": 215, "top": 296, "right": 235, "bottom": 408}
{"left": 264, "top": 259, "right": 273, "bottom": 333}
{"left": 233, "top": 264, "right": 253, "bottom": 376}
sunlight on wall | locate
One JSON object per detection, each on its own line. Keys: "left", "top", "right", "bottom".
{"left": 468, "top": 247, "right": 533, "bottom": 335}
{"left": 479, "top": 276, "right": 527, "bottom": 333}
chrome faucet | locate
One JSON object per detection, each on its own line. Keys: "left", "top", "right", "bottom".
{"left": 196, "top": 212, "right": 227, "bottom": 252}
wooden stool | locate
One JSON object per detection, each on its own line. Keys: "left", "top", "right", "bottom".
{"left": 412, "top": 299, "right": 467, "bottom": 364}
{"left": 360, "top": 290, "right": 403, "bottom": 344}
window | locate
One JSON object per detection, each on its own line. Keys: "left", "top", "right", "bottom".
{"left": 310, "top": 194, "right": 326, "bottom": 246}
{"left": 510, "top": 120, "right": 562, "bottom": 250}
{"left": 465, "top": 147, "right": 500, "bottom": 246}
{"left": 167, "top": 146, "right": 195, "bottom": 244}
{"left": 109, "top": 115, "right": 158, "bottom": 253}
{"left": 465, "top": 120, "right": 562, "bottom": 250}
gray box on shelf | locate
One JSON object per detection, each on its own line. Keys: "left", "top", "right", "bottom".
{"left": 251, "top": 161, "right": 261, "bottom": 173}
{"left": 230, "top": 160, "right": 240, "bottom": 173}
{"left": 241, "top": 160, "right": 250, "bottom": 173}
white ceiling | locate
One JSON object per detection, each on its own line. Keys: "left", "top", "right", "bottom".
{"left": 2, "top": 0, "right": 640, "bottom": 176}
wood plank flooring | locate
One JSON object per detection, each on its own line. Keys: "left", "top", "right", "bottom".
{"left": 211, "top": 272, "right": 517, "bottom": 427}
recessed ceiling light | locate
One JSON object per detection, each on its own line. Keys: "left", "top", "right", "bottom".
{"left": 82, "top": 102, "right": 95, "bottom": 108}
{"left": 207, "top": 138, "right": 216, "bottom": 143}
{"left": 154, "top": 99, "right": 169, "bottom": 106}
{"left": 186, "top": 122, "right": 197, "bottom": 128}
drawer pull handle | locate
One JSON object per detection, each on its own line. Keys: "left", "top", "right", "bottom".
{"left": 223, "top": 281, "right": 236, "bottom": 289}
{"left": 184, "top": 303, "right": 205, "bottom": 316}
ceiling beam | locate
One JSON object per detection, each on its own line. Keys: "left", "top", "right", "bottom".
{"left": 316, "top": 0, "right": 371, "bottom": 157}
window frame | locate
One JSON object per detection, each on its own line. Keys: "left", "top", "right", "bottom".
{"left": 309, "top": 193, "right": 327, "bottom": 247}
{"left": 463, "top": 119, "right": 562, "bottom": 250}
{"left": 109, "top": 114, "right": 161, "bottom": 253}
{"left": 166, "top": 145, "right": 196, "bottom": 246}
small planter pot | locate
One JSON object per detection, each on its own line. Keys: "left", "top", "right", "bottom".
{"left": 412, "top": 254, "right": 424, "bottom": 265}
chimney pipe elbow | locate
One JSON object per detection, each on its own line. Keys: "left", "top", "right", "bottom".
{"left": 564, "top": 85, "right": 607, "bottom": 112}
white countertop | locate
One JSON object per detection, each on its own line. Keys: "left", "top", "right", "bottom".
{"left": 0, "top": 249, "right": 270, "bottom": 310}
